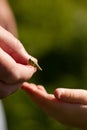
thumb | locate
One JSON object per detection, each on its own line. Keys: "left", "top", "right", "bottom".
{"left": 54, "top": 88, "right": 87, "bottom": 105}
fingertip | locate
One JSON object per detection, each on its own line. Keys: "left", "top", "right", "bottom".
{"left": 54, "top": 88, "right": 65, "bottom": 99}
{"left": 22, "top": 82, "right": 29, "bottom": 89}
{"left": 22, "top": 82, "right": 37, "bottom": 91}
{"left": 22, "top": 82, "right": 32, "bottom": 88}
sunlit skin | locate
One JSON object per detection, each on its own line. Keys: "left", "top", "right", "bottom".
{"left": 0, "top": 0, "right": 38, "bottom": 98}
{"left": 0, "top": 26, "right": 37, "bottom": 98}
{"left": 22, "top": 82, "right": 87, "bottom": 129}
{"left": 1, "top": 1, "right": 87, "bottom": 129}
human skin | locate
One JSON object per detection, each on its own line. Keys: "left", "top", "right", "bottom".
{"left": 0, "top": 0, "right": 37, "bottom": 98}
{"left": 0, "top": 26, "right": 37, "bottom": 98}
{"left": 0, "top": 0, "right": 17, "bottom": 36}
{"left": 22, "top": 82, "right": 87, "bottom": 129}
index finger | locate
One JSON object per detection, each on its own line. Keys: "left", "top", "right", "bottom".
{"left": 0, "top": 26, "right": 36, "bottom": 64}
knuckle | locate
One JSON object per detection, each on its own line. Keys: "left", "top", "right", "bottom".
{"left": 5, "top": 69, "right": 24, "bottom": 84}
{"left": 13, "top": 70, "right": 24, "bottom": 83}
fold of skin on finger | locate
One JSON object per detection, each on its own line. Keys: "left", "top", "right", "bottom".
{"left": 0, "top": 26, "right": 37, "bottom": 65}
{"left": 0, "top": 48, "right": 36, "bottom": 84}
{"left": 0, "top": 81, "right": 22, "bottom": 99}
{"left": 54, "top": 88, "right": 87, "bottom": 105}
{"left": 22, "top": 83, "right": 87, "bottom": 129}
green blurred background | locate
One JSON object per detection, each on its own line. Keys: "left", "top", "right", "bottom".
{"left": 3, "top": 0, "right": 87, "bottom": 130}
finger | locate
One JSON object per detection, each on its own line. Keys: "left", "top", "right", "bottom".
{"left": 0, "top": 48, "right": 36, "bottom": 84}
{"left": 22, "top": 82, "right": 57, "bottom": 111}
{"left": 22, "top": 82, "right": 50, "bottom": 109}
{"left": 22, "top": 82, "right": 47, "bottom": 97}
{"left": 54, "top": 88, "right": 87, "bottom": 105}
{"left": 37, "top": 85, "right": 47, "bottom": 92}
{"left": 0, "top": 47, "right": 16, "bottom": 81}
{"left": 0, "top": 26, "right": 37, "bottom": 64}
{"left": 22, "top": 83, "right": 57, "bottom": 103}
{"left": 14, "top": 64, "right": 37, "bottom": 83}
{"left": 22, "top": 83, "right": 87, "bottom": 129}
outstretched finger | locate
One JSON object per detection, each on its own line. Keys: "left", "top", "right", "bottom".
{"left": 54, "top": 88, "right": 87, "bottom": 105}
{"left": 0, "top": 26, "right": 37, "bottom": 64}
{"left": 22, "top": 82, "right": 47, "bottom": 97}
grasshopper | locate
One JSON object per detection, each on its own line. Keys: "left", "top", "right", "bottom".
{"left": 28, "top": 58, "right": 42, "bottom": 71}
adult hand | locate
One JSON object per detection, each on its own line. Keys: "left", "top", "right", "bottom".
{"left": 0, "top": 26, "right": 37, "bottom": 98}
{"left": 22, "top": 82, "right": 87, "bottom": 129}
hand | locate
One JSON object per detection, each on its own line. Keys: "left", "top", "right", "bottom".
{"left": 0, "top": 0, "right": 17, "bottom": 36}
{"left": 22, "top": 82, "right": 87, "bottom": 129}
{"left": 0, "top": 26, "right": 37, "bottom": 98}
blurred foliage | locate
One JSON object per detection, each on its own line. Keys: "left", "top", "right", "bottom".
{"left": 3, "top": 0, "right": 87, "bottom": 130}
